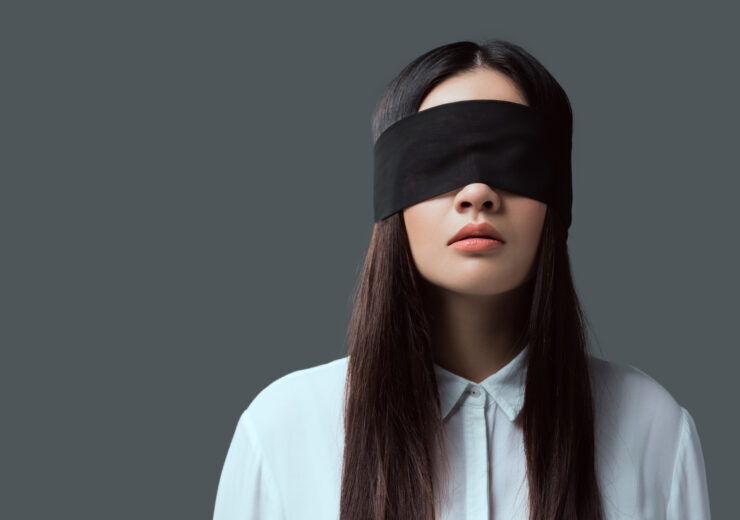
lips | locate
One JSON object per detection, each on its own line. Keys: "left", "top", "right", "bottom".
{"left": 448, "top": 222, "right": 505, "bottom": 245}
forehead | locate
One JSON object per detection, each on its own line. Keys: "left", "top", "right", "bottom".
{"left": 419, "top": 68, "right": 528, "bottom": 112}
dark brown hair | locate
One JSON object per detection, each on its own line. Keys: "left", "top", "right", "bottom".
{"left": 340, "top": 39, "right": 604, "bottom": 520}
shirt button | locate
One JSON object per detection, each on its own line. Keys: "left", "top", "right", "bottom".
{"left": 469, "top": 387, "right": 481, "bottom": 397}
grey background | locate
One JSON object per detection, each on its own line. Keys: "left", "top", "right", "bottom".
{"left": 2, "top": 1, "right": 737, "bottom": 518}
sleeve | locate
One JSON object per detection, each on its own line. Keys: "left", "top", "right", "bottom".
{"left": 212, "top": 410, "right": 285, "bottom": 520}
{"left": 665, "top": 406, "right": 711, "bottom": 520}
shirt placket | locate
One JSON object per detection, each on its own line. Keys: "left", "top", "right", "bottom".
{"left": 463, "top": 383, "right": 490, "bottom": 519}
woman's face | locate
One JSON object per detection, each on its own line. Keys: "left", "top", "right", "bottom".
{"left": 403, "top": 67, "right": 547, "bottom": 296}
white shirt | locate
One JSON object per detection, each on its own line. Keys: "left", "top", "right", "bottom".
{"left": 213, "top": 345, "right": 711, "bottom": 519}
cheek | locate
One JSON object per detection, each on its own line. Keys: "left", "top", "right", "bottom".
{"left": 402, "top": 205, "right": 442, "bottom": 258}
{"left": 511, "top": 200, "right": 547, "bottom": 244}
{"left": 403, "top": 208, "right": 428, "bottom": 250}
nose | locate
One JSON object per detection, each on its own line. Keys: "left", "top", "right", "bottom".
{"left": 453, "top": 183, "right": 501, "bottom": 214}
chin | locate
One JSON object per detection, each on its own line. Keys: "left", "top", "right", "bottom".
{"left": 436, "top": 280, "right": 512, "bottom": 297}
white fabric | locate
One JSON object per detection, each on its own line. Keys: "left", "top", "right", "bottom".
{"left": 213, "top": 345, "right": 711, "bottom": 519}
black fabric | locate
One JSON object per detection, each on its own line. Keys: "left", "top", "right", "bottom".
{"left": 373, "top": 99, "right": 572, "bottom": 233}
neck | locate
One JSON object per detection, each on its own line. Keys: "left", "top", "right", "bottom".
{"left": 423, "top": 279, "right": 530, "bottom": 384}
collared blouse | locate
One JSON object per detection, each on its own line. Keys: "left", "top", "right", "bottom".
{"left": 213, "top": 345, "right": 711, "bottom": 519}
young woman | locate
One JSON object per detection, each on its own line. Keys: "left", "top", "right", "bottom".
{"left": 213, "top": 39, "right": 711, "bottom": 520}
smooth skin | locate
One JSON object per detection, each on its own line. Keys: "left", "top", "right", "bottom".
{"left": 403, "top": 67, "right": 547, "bottom": 384}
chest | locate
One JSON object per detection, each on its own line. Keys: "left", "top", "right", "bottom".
{"left": 271, "top": 398, "right": 668, "bottom": 520}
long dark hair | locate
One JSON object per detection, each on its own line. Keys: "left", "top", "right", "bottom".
{"left": 340, "top": 39, "right": 604, "bottom": 520}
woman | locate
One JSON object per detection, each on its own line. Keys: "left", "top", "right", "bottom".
{"left": 213, "top": 39, "right": 711, "bottom": 520}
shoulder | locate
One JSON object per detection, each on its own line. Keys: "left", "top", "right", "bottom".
{"left": 586, "top": 354, "right": 710, "bottom": 515}
{"left": 587, "top": 353, "right": 685, "bottom": 426}
{"left": 587, "top": 353, "right": 689, "bottom": 468}
{"left": 239, "top": 356, "right": 349, "bottom": 445}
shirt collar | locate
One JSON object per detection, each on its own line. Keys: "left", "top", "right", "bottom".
{"left": 433, "top": 343, "right": 530, "bottom": 422}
